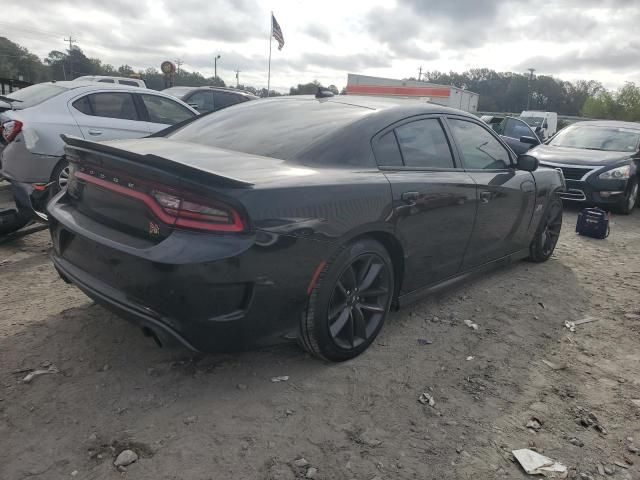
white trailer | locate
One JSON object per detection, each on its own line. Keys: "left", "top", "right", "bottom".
{"left": 519, "top": 111, "right": 558, "bottom": 140}
{"left": 345, "top": 73, "right": 479, "bottom": 113}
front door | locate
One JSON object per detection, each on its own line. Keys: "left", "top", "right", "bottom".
{"left": 446, "top": 117, "right": 536, "bottom": 268}
{"left": 373, "top": 116, "right": 477, "bottom": 294}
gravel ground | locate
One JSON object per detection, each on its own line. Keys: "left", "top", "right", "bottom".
{"left": 1, "top": 180, "right": 639, "bottom": 480}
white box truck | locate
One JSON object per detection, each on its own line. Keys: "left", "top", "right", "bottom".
{"left": 519, "top": 111, "right": 558, "bottom": 140}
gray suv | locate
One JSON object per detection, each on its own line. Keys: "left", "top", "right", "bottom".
{"left": 162, "top": 86, "right": 258, "bottom": 114}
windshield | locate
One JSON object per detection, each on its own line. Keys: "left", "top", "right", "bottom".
{"left": 521, "top": 116, "right": 544, "bottom": 127}
{"left": 3, "top": 83, "right": 67, "bottom": 109}
{"left": 549, "top": 125, "right": 640, "bottom": 152}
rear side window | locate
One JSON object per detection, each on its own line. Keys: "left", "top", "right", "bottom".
{"left": 74, "top": 93, "right": 139, "bottom": 120}
{"left": 97, "top": 79, "right": 115, "bottom": 83}
{"left": 395, "top": 119, "right": 455, "bottom": 168}
{"left": 72, "top": 96, "right": 92, "bottom": 115}
{"left": 213, "top": 91, "right": 241, "bottom": 110}
{"left": 374, "top": 131, "right": 403, "bottom": 166}
{"left": 119, "top": 80, "right": 139, "bottom": 87}
{"left": 448, "top": 118, "right": 510, "bottom": 170}
{"left": 140, "top": 94, "right": 195, "bottom": 125}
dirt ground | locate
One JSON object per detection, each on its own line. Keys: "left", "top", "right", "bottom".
{"left": 1, "top": 181, "right": 639, "bottom": 480}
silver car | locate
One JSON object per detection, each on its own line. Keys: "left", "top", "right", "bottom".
{"left": 0, "top": 81, "right": 198, "bottom": 233}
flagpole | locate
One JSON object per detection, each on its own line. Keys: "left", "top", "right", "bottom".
{"left": 267, "top": 11, "right": 272, "bottom": 97}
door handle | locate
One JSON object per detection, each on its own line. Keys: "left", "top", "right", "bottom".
{"left": 87, "top": 129, "right": 102, "bottom": 136}
{"left": 401, "top": 191, "right": 419, "bottom": 204}
{"left": 480, "top": 191, "right": 492, "bottom": 204}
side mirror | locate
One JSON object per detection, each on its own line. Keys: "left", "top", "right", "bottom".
{"left": 520, "top": 135, "right": 540, "bottom": 146}
{"left": 517, "top": 154, "right": 539, "bottom": 172}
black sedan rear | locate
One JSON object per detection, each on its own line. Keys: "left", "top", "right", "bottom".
{"left": 528, "top": 120, "right": 640, "bottom": 214}
{"left": 47, "top": 95, "right": 564, "bottom": 361}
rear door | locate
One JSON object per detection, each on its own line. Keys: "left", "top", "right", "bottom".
{"left": 446, "top": 116, "right": 536, "bottom": 268}
{"left": 138, "top": 93, "right": 196, "bottom": 133}
{"left": 69, "top": 91, "right": 151, "bottom": 140}
{"left": 375, "top": 116, "right": 477, "bottom": 293}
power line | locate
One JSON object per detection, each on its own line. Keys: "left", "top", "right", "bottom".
{"left": 174, "top": 58, "right": 183, "bottom": 75}
{"left": 63, "top": 36, "right": 77, "bottom": 79}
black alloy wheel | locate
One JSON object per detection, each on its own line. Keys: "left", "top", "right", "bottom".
{"left": 327, "top": 253, "right": 391, "bottom": 350}
{"left": 300, "top": 238, "right": 394, "bottom": 361}
{"left": 528, "top": 196, "right": 563, "bottom": 262}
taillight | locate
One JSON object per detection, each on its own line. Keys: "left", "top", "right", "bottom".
{"left": 74, "top": 170, "right": 245, "bottom": 233}
{"left": 2, "top": 120, "right": 23, "bottom": 143}
{"left": 151, "top": 189, "right": 244, "bottom": 232}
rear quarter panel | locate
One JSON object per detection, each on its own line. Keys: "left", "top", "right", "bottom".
{"left": 231, "top": 168, "right": 394, "bottom": 246}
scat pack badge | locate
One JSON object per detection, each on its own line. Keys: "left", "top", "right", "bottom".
{"left": 148, "top": 221, "right": 160, "bottom": 236}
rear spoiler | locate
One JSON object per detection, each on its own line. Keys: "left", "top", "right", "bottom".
{"left": 61, "top": 135, "right": 253, "bottom": 189}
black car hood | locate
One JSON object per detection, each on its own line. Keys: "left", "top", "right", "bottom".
{"left": 528, "top": 144, "right": 632, "bottom": 166}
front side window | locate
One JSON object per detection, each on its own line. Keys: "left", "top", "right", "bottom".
{"left": 504, "top": 118, "right": 535, "bottom": 140}
{"left": 395, "top": 119, "right": 455, "bottom": 168}
{"left": 448, "top": 118, "right": 510, "bottom": 170}
{"left": 82, "top": 92, "right": 139, "bottom": 120}
{"left": 141, "top": 94, "right": 195, "bottom": 125}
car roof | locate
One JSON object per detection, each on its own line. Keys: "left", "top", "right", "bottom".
{"left": 571, "top": 120, "right": 640, "bottom": 130}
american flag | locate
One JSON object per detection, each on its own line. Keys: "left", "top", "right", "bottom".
{"left": 272, "top": 14, "right": 285, "bottom": 50}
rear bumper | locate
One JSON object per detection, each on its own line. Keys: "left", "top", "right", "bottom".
{"left": 8, "top": 180, "right": 49, "bottom": 222}
{"left": 52, "top": 255, "right": 202, "bottom": 351}
{"left": 48, "top": 196, "right": 333, "bottom": 352}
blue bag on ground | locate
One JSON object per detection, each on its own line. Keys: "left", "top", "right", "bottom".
{"left": 576, "top": 207, "right": 609, "bottom": 239}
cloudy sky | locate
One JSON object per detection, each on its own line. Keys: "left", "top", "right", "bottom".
{"left": 2, "top": 0, "right": 639, "bottom": 92}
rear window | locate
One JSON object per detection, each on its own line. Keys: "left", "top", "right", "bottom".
{"left": 4, "top": 83, "right": 67, "bottom": 109}
{"left": 168, "top": 99, "right": 371, "bottom": 159}
{"left": 162, "top": 87, "right": 193, "bottom": 99}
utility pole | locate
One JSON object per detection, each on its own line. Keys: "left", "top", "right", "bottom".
{"left": 527, "top": 67, "right": 536, "bottom": 110}
{"left": 175, "top": 59, "right": 184, "bottom": 76}
{"left": 64, "top": 36, "right": 77, "bottom": 79}
{"left": 235, "top": 68, "right": 241, "bottom": 88}
{"left": 418, "top": 66, "right": 422, "bottom": 82}
{"left": 214, "top": 54, "right": 221, "bottom": 82}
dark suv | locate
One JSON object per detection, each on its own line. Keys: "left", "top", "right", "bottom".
{"left": 162, "top": 86, "right": 258, "bottom": 114}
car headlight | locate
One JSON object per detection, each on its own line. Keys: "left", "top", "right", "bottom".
{"left": 599, "top": 165, "right": 631, "bottom": 180}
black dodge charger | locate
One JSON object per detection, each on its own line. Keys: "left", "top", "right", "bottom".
{"left": 528, "top": 120, "right": 640, "bottom": 214}
{"left": 47, "top": 94, "right": 565, "bottom": 361}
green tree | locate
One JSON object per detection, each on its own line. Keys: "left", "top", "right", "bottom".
{"left": 0, "top": 37, "right": 49, "bottom": 83}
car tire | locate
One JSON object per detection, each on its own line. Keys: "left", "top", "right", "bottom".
{"left": 0, "top": 207, "right": 29, "bottom": 235}
{"left": 528, "top": 195, "right": 563, "bottom": 263}
{"left": 616, "top": 177, "right": 638, "bottom": 215}
{"left": 300, "top": 238, "right": 394, "bottom": 362}
{"left": 50, "top": 159, "right": 70, "bottom": 197}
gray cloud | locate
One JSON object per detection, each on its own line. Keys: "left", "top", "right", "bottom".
{"left": 514, "top": 42, "right": 640, "bottom": 74}
{"left": 303, "top": 24, "right": 331, "bottom": 43}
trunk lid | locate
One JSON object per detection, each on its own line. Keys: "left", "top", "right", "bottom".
{"left": 61, "top": 136, "right": 273, "bottom": 242}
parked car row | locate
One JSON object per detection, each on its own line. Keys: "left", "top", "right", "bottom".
{"left": 0, "top": 81, "right": 254, "bottom": 234}
{"left": 0, "top": 77, "right": 637, "bottom": 361}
